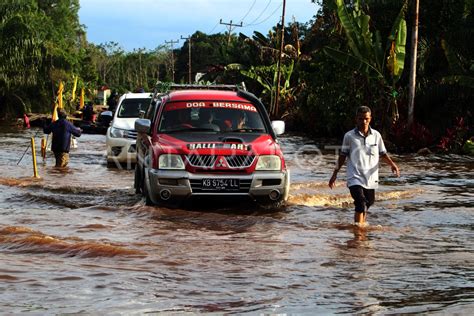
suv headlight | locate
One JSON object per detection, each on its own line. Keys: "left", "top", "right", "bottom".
{"left": 109, "top": 127, "right": 126, "bottom": 138}
{"left": 256, "top": 155, "right": 281, "bottom": 171}
{"left": 159, "top": 154, "right": 185, "bottom": 170}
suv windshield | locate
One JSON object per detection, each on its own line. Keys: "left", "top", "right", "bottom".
{"left": 158, "top": 101, "right": 266, "bottom": 133}
{"left": 117, "top": 98, "right": 151, "bottom": 118}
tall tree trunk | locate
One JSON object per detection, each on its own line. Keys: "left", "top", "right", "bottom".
{"left": 407, "top": 0, "right": 419, "bottom": 127}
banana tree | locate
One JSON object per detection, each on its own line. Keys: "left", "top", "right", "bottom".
{"left": 226, "top": 60, "right": 295, "bottom": 117}
{"left": 230, "top": 27, "right": 302, "bottom": 117}
{"left": 323, "top": 0, "right": 408, "bottom": 124}
{"left": 441, "top": 39, "right": 474, "bottom": 88}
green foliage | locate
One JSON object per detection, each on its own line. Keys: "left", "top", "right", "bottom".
{"left": 0, "top": 1, "right": 44, "bottom": 88}
{"left": 327, "top": 3, "right": 406, "bottom": 95}
{"left": 319, "top": 0, "right": 408, "bottom": 129}
{"left": 411, "top": 0, "right": 473, "bottom": 141}
{"left": 0, "top": 0, "right": 83, "bottom": 117}
{"left": 0, "top": 0, "right": 471, "bottom": 154}
{"left": 441, "top": 39, "right": 474, "bottom": 88}
{"left": 226, "top": 61, "right": 296, "bottom": 116}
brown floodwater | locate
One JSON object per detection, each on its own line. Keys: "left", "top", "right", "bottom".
{"left": 1, "top": 127, "right": 473, "bottom": 314}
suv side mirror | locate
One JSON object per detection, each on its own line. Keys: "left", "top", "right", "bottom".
{"left": 135, "top": 118, "right": 151, "bottom": 134}
{"left": 271, "top": 120, "right": 285, "bottom": 135}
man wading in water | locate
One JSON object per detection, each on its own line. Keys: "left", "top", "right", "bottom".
{"left": 328, "top": 106, "right": 400, "bottom": 226}
{"left": 44, "top": 109, "right": 82, "bottom": 168}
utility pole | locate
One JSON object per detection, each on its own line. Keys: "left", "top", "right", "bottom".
{"left": 219, "top": 19, "right": 242, "bottom": 44}
{"left": 407, "top": 0, "right": 419, "bottom": 127}
{"left": 181, "top": 35, "right": 192, "bottom": 83}
{"left": 165, "top": 39, "right": 179, "bottom": 82}
{"left": 274, "top": 0, "right": 286, "bottom": 118}
{"left": 138, "top": 48, "right": 143, "bottom": 88}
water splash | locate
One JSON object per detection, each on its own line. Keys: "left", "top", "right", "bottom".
{"left": 288, "top": 181, "right": 423, "bottom": 207}
{"left": 0, "top": 225, "right": 145, "bottom": 258}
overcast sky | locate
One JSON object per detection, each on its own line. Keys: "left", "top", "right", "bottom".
{"left": 79, "top": 0, "right": 319, "bottom": 51}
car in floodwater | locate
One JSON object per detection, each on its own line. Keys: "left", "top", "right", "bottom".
{"left": 134, "top": 84, "right": 290, "bottom": 207}
{"left": 106, "top": 92, "right": 152, "bottom": 167}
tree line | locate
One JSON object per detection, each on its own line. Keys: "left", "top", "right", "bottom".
{"left": 1, "top": 0, "right": 472, "bottom": 152}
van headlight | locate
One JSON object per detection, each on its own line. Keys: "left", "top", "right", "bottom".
{"left": 159, "top": 154, "right": 185, "bottom": 170}
{"left": 109, "top": 127, "right": 126, "bottom": 138}
{"left": 256, "top": 155, "right": 281, "bottom": 171}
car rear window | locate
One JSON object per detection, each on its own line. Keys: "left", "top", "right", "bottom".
{"left": 157, "top": 101, "right": 266, "bottom": 132}
{"left": 117, "top": 98, "right": 151, "bottom": 118}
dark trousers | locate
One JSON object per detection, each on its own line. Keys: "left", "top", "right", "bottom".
{"left": 349, "top": 185, "right": 375, "bottom": 213}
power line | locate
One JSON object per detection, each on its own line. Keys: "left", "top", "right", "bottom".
{"left": 239, "top": 0, "right": 257, "bottom": 23}
{"left": 246, "top": 0, "right": 272, "bottom": 26}
{"left": 245, "top": 3, "right": 282, "bottom": 27}
{"left": 208, "top": 21, "right": 220, "bottom": 34}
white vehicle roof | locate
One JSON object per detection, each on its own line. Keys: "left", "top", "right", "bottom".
{"left": 114, "top": 92, "right": 152, "bottom": 117}
{"left": 111, "top": 92, "right": 152, "bottom": 130}
{"left": 120, "top": 92, "right": 153, "bottom": 99}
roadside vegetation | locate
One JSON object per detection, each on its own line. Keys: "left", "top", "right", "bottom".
{"left": 0, "top": 0, "right": 472, "bottom": 153}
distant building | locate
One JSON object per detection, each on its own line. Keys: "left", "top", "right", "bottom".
{"left": 95, "top": 86, "right": 111, "bottom": 106}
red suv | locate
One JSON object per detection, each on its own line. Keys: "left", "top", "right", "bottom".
{"left": 134, "top": 85, "right": 290, "bottom": 207}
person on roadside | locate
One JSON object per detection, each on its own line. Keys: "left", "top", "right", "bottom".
{"left": 83, "top": 102, "right": 95, "bottom": 122}
{"left": 107, "top": 91, "right": 119, "bottom": 112}
{"left": 328, "top": 106, "right": 400, "bottom": 226}
{"left": 43, "top": 109, "right": 82, "bottom": 168}
{"left": 23, "top": 113, "right": 30, "bottom": 129}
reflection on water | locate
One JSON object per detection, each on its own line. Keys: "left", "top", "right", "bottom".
{"left": 0, "top": 128, "right": 473, "bottom": 314}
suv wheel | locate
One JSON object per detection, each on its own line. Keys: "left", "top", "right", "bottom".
{"left": 258, "top": 198, "right": 285, "bottom": 210}
{"left": 142, "top": 170, "right": 154, "bottom": 206}
{"left": 134, "top": 164, "right": 142, "bottom": 194}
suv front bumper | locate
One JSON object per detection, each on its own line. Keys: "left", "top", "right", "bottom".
{"left": 106, "top": 137, "right": 137, "bottom": 163}
{"left": 145, "top": 168, "right": 290, "bottom": 205}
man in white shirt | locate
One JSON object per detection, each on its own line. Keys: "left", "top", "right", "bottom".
{"left": 329, "top": 106, "right": 400, "bottom": 226}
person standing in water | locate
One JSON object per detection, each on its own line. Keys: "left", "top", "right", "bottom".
{"left": 43, "top": 109, "right": 82, "bottom": 167}
{"left": 328, "top": 106, "right": 400, "bottom": 226}
{"left": 23, "top": 113, "right": 30, "bottom": 128}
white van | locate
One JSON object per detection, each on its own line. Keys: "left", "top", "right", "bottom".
{"left": 106, "top": 92, "right": 152, "bottom": 167}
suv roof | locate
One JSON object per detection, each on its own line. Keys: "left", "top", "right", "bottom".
{"left": 154, "top": 82, "right": 245, "bottom": 93}
{"left": 120, "top": 92, "right": 153, "bottom": 99}
{"left": 165, "top": 89, "right": 247, "bottom": 102}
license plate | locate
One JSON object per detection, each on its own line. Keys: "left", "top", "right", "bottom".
{"left": 202, "top": 178, "right": 239, "bottom": 191}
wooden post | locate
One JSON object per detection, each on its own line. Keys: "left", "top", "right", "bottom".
{"left": 41, "top": 137, "right": 47, "bottom": 161}
{"left": 165, "top": 39, "right": 179, "bottom": 82}
{"left": 31, "top": 137, "right": 39, "bottom": 178}
{"left": 407, "top": 0, "right": 419, "bottom": 127}
{"left": 275, "top": 0, "right": 287, "bottom": 118}
{"left": 181, "top": 35, "right": 192, "bottom": 83}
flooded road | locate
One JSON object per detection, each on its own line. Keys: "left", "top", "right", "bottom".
{"left": 1, "top": 127, "right": 473, "bottom": 314}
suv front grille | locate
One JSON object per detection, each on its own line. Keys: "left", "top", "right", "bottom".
{"left": 187, "top": 155, "right": 217, "bottom": 167}
{"left": 186, "top": 155, "right": 255, "bottom": 168}
{"left": 225, "top": 155, "right": 255, "bottom": 168}
{"left": 124, "top": 130, "right": 138, "bottom": 139}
